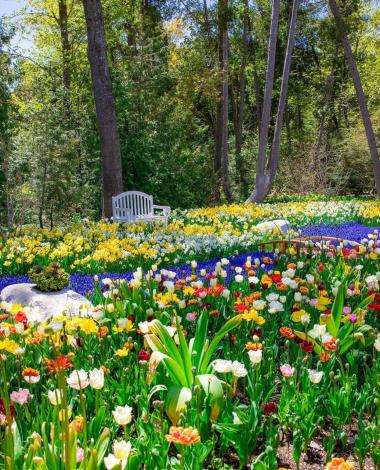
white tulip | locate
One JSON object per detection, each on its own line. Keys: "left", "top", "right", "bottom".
{"left": 48, "top": 389, "right": 62, "bottom": 406}
{"left": 89, "top": 368, "right": 105, "bottom": 390}
{"left": 67, "top": 370, "right": 89, "bottom": 390}
{"left": 308, "top": 369, "right": 323, "bottom": 384}
{"left": 112, "top": 405, "right": 133, "bottom": 425}
{"left": 248, "top": 349, "right": 262, "bottom": 365}
{"left": 213, "top": 359, "right": 232, "bottom": 374}
{"left": 231, "top": 361, "right": 247, "bottom": 378}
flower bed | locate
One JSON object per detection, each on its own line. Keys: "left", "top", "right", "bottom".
{"left": 1, "top": 200, "right": 379, "bottom": 276}
{"left": 0, "top": 232, "right": 379, "bottom": 469}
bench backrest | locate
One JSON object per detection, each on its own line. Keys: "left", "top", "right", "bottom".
{"left": 112, "top": 191, "right": 153, "bottom": 220}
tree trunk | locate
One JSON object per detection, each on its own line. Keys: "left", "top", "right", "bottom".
{"left": 215, "top": 0, "right": 232, "bottom": 202}
{"left": 39, "top": 161, "right": 48, "bottom": 229}
{"left": 314, "top": 45, "right": 338, "bottom": 187}
{"left": 247, "top": 15, "right": 262, "bottom": 132}
{"left": 245, "top": 0, "right": 280, "bottom": 203}
{"left": 82, "top": 0, "right": 124, "bottom": 217}
{"left": 267, "top": 0, "right": 299, "bottom": 183}
{"left": 58, "top": 0, "right": 71, "bottom": 92}
{"left": 328, "top": 0, "right": 380, "bottom": 196}
{"left": 235, "top": 0, "right": 249, "bottom": 194}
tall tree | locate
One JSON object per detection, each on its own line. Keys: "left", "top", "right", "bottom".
{"left": 266, "top": 0, "right": 299, "bottom": 186}
{"left": 245, "top": 0, "right": 280, "bottom": 203}
{"left": 234, "top": 0, "right": 250, "bottom": 195}
{"left": 57, "top": 0, "right": 71, "bottom": 92}
{"left": 215, "top": 0, "right": 232, "bottom": 202}
{"left": 328, "top": 0, "right": 380, "bottom": 197}
{"left": 82, "top": 0, "right": 123, "bottom": 217}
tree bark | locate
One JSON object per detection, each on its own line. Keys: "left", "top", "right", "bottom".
{"left": 82, "top": 0, "right": 124, "bottom": 217}
{"left": 267, "top": 0, "right": 299, "bottom": 183}
{"left": 245, "top": 0, "right": 280, "bottom": 203}
{"left": 58, "top": 0, "right": 71, "bottom": 92}
{"left": 328, "top": 0, "right": 380, "bottom": 196}
{"left": 215, "top": 0, "right": 232, "bottom": 202}
{"left": 314, "top": 45, "right": 338, "bottom": 187}
{"left": 234, "top": 0, "right": 249, "bottom": 194}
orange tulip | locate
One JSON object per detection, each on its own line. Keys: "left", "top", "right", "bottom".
{"left": 165, "top": 426, "right": 201, "bottom": 445}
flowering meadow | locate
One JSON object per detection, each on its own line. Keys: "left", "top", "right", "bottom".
{"left": 1, "top": 200, "right": 380, "bottom": 277}
{"left": 0, "top": 205, "right": 379, "bottom": 469}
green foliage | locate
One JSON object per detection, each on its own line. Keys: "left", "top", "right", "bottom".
{"left": 28, "top": 262, "right": 69, "bottom": 291}
{"left": 1, "top": 0, "right": 380, "bottom": 225}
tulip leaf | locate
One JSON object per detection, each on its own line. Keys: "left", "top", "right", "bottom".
{"left": 164, "top": 385, "right": 192, "bottom": 425}
{"left": 191, "top": 311, "right": 209, "bottom": 372}
{"left": 200, "top": 315, "right": 242, "bottom": 373}
{"left": 196, "top": 374, "right": 224, "bottom": 421}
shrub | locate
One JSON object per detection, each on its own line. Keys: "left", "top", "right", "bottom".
{"left": 28, "top": 262, "right": 69, "bottom": 292}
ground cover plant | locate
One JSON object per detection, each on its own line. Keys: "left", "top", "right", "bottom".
{"left": 0, "top": 228, "right": 379, "bottom": 469}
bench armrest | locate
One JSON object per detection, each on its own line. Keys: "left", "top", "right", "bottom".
{"left": 153, "top": 205, "right": 171, "bottom": 216}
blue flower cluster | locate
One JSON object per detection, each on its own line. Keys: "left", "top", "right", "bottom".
{"left": 298, "top": 222, "right": 379, "bottom": 241}
{"left": 0, "top": 223, "right": 378, "bottom": 298}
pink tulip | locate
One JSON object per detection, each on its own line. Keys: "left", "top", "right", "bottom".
{"left": 10, "top": 388, "right": 31, "bottom": 405}
{"left": 280, "top": 364, "right": 295, "bottom": 377}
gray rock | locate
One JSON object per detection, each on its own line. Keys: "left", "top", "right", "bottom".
{"left": 256, "top": 219, "right": 291, "bottom": 236}
{"left": 0, "top": 283, "right": 92, "bottom": 323}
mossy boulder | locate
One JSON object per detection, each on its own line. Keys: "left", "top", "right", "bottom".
{"left": 28, "top": 262, "right": 69, "bottom": 292}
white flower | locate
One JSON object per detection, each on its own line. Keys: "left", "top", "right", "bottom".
{"left": 112, "top": 405, "right": 133, "bottom": 425}
{"left": 138, "top": 321, "right": 153, "bottom": 334}
{"left": 306, "top": 274, "right": 314, "bottom": 283}
{"left": 282, "top": 268, "right": 295, "bottom": 279}
{"left": 48, "top": 389, "right": 62, "bottom": 406}
{"left": 89, "top": 368, "right": 105, "bottom": 390}
{"left": 252, "top": 300, "right": 266, "bottom": 311}
{"left": 235, "top": 267, "right": 243, "bottom": 274}
{"left": 213, "top": 359, "right": 232, "bottom": 374}
{"left": 308, "top": 324, "right": 326, "bottom": 339}
{"left": 248, "top": 276, "right": 259, "bottom": 284}
{"left": 248, "top": 349, "right": 262, "bottom": 365}
{"left": 235, "top": 274, "right": 244, "bottom": 283}
{"left": 104, "top": 440, "right": 132, "bottom": 470}
{"left": 366, "top": 275, "right": 379, "bottom": 290}
{"left": 222, "top": 289, "right": 230, "bottom": 299}
{"left": 294, "top": 292, "right": 302, "bottom": 302}
{"left": 231, "top": 361, "right": 247, "bottom": 378}
{"left": 374, "top": 335, "right": 380, "bottom": 352}
{"left": 67, "top": 370, "right": 89, "bottom": 390}
{"left": 232, "top": 412, "right": 242, "bottom": 424}
{"left": 266, "top": 293, "right": 279, "bottom": 302}
{"left": 268, "top": 301, "right": 284, "bottom": 314}
{"left": 102, "top": 278, "right": 113, "bottom": 287}
{"left": 163, "top": 281, "right": 175, "bottom": 292}
{"left": 308, "top": 369, "right": 323, "bottom": 384}
{"left": 191, "top": 260, "right": 197, "bottom": 269}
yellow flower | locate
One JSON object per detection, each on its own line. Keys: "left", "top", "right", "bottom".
{"left": 316, "top": 297, "right": 331, "bottom": 312}
{"left": 291, "top": 309, "right": 310, "bottom": 323}
{"left": 115, "top": 348, "right": 130, "bottom": 357}
{"left": 242, "top": 309, "right": 265, "bottom": 325}
{"left": 183, "top": 286, "right": 195, "bottom": 296}
{"left": 0, "top": 338, "right": 21, "bottom": 354}
{"left": 66, "top": 318, "right": 99, "bottom": 335}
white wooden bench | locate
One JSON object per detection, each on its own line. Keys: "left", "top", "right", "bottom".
{"left": 112, "top": 191, "right": 170, "bottom": 227}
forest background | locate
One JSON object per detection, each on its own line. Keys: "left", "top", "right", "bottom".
{"left": 0, "top": 0, "right": 379, "bottom": 227}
